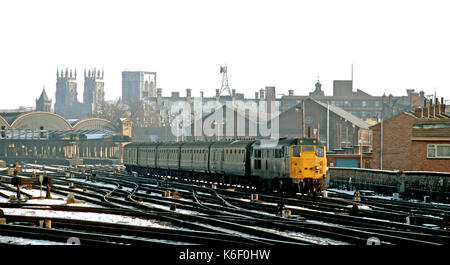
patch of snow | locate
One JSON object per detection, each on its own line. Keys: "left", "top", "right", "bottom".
{"left": 345, "top": 204, "right": 371, "bottom": 210}
{"left": 286, "top": 204, "right": 334, "bottom": 213}
{"left": 422, "top": 224, "right": 439, "bottom": 228}
{"left": 0, "top": 236, "right": 67, "bottom": 245}
{"left": 326, "top": 188, "right": 357, "bottom": 196}
{"left": 119, "top": 235, "right": 199, "bottom": 245}
{"left": 254, "top": 227, "right": 350, "bottom": 245}
{"left": 142, "top": 202, "right": 201, "bottom": 216}
{"left": 1, "top": 208, "right": 174, "bottom": 229}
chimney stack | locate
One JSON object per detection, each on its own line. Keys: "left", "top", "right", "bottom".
{"left": 156, "top": 88, "right": 162, "bottom": 105}
{"left": 415, "top": 107, "right": 424, "bottom": 118}
{"left": 259, "top": 89, "right": 265, "bottom": 100}
{"left": 288, "top": 90, "right": 294, "bottom": 97}
{"left": 232, "top": 89, "right": 236, "bottom": 97}
{"left": 433, "top": 99, "right": 437, "bottom": 117}
{"left": 441, "top": 97, "right": 446, "bottom": 114}
{"left": 186, "top": 88, "right": 192, "bottom": 98}
{"left": 255, "top": 92, "right": 259, "bottom": 99}
{"left": 200, "top": 91, "right": 204, "bottom": 98}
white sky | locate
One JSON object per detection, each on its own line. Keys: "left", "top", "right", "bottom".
{"left": 0, "top": 0, "right": 449, "bottom": 109}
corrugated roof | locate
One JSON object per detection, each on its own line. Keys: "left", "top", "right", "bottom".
{"left": 1, "top": 113, "right": 22, "bottom": 125}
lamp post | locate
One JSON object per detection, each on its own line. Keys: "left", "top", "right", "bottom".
{"left": 295, "top": 105, "right": 301, "bottom": 138}
{"left": 214, "top": 121, "right": 224, "bottom": 141}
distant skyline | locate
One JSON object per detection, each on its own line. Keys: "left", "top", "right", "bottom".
{"left": 1, "top": 0, "right": 449, "bottom": 109}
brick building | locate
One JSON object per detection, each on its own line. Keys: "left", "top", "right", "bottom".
{"left": 371, "top": 98, "right": 450, "bottom": 172}
{"left": 281, "top": 79, "right": 425, "bottom": 123}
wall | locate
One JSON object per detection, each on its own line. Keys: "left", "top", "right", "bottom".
{"left": 411, "top": 140, "right": 450, "bottom": 172}
{"left": 328, "top": 167, "right": 450, "bottom": 200}
{"left": 371, "top": 113, "right": 415, "bottom": 170}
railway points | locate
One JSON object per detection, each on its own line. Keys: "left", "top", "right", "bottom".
{"left": 0, "top": 162, "right": 449, "bottom": 247}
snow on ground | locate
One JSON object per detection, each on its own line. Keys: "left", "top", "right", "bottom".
{"left": 0, "top": 236, "right": 67, "bottom": 245}
{"left": 328, "top": 188, "right": 393, "bottom": 200}
{"left": 69, "top": 178, "right": 118, "bottom": 189}
{"left": 326, "top": 188, "right": 358, "bottom": 196}
{"left": 195, "top": 191, "right": 212, "bottom": 196}
{"left": 142, "top": 201, "right": 202, "bottom": 216}
{"left": 0, "top": 186, "right": 87, "bottom": 206}
{"left": 254, "top": 226, "right": 350, "bottom": 245}
{"left": 1, "top": 208, "right": 174, "bottom": 229}
{"left": 119, "top": 235, "right": 198, "bottom": 245}
{"left": 17, "top": 188, "right": 66, "bottom": 199}
{"left": 0, "top": 188, "right": 19, "bottom": 197}
{"left": 305, "top": 219, "right": 342, "bottom": 227}
{"left": 345, "top": 204, "right": 371, "bottom": 210}
{"left": 329, "top": 188, "right": 450, "bottom": 206}
{"left": 286, "top": 204, "right": 336, "bottom": 214}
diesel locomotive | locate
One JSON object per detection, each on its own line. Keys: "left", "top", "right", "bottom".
{"left": 123, "top": 138, "right": 327, "bottom": 195}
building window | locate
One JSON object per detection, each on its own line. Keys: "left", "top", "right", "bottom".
{"left": 362, "top": 101, "right": 367, "bottom": 107}
{"left": 427, "top": 144, "right": 450, "bottom": 158}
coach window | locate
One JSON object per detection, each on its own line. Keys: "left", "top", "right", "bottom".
{"left": 254, "top": 159, "right": 261, "bottom": 169}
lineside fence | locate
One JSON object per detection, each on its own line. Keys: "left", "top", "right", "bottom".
{"left": 328, "top": 167, "right": 450, "bottom": 202}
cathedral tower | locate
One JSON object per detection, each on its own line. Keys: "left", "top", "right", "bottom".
{"left": 83, "top": 68, "right": 105, "bottom": 117}
{"left": 54, "top": 68, "right": 83, "bottom": 118}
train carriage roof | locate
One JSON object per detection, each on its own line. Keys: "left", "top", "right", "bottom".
{"left": 225, "top": 140, "right": 256, "bottom": 148}
{"left": 252, "top": 138, "right": 324, "bottom": 148}
{"left": 137, "top": 142, "right": 160, "bottom": 148}
{"left": 180, "top": 141, "right": 214, "bottom": 148}
{"left": 124, "top": 142, "right": 143, "bottom": 148}
{"left": 157, "top": 142, "right": 184, "bottom": 149}
{"left": 210, "top": 140, "right": 255, "bottom": 149}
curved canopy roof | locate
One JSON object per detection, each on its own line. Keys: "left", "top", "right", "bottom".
{"left": 0, "top": 111, "right": 117, "bottom": 131}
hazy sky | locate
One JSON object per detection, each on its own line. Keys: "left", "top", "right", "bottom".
{"left": 1, "top": 0, "right": 449, "bottom": 109}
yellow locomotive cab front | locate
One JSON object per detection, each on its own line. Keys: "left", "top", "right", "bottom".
{"left": 289, "top": 144, "right": 327, "bottom": 194}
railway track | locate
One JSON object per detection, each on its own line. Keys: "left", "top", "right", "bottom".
{"left": 1, "top": 164, "right": 449, "bottom": 246}
{"left": 72, "top": 169, "right": 450, "bottom": 245}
